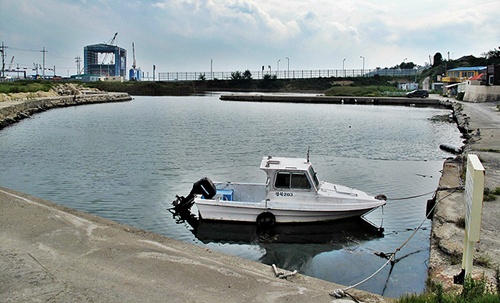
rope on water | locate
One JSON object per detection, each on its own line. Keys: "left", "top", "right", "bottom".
{"left": 330, "top": 187, "right": 461, "bottom": 298}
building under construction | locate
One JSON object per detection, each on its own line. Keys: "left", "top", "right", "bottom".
{"left": 84, "top": 33, "right": 126, "bottom": 78}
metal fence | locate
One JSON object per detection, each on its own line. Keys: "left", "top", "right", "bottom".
{"left": 157, "top": 68, "right": 419, "bottom": 82}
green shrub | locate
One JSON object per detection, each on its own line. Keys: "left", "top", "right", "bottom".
{"left": 493, "top": 187, "right": 500, "bottom": 195}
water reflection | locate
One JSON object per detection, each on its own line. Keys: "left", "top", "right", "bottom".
{"left": 171, "top": 209, "right": 384, "bottom": 271}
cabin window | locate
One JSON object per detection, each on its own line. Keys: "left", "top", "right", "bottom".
{"left": 275, "top": 171, "right": 311, "bottom": 190}
{"left": 291, "top": 172, "right": 311, "bottom": 189}
{"left": 275, "top": 172, "right": 291, "bottom": 188}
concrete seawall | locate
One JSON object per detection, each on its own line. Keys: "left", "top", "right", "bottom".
{"left": 429, "top": 97, "right": 500, "bottom": 291}
{"left": 220, "top": 93, "right": 449, "bottom": 107}
{"left": 0, "top": 92, "right": 132, "bottom": 129}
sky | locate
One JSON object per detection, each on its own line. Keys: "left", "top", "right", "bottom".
{"left": 1, "top": 0, "right": 499, "bottom": 77}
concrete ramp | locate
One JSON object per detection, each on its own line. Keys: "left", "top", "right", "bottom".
{"left": 0, "top": 187, "right": 387, "bottom": 302}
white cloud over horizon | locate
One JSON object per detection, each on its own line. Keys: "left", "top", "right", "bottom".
{"left": 1, "top": 0, "right": 499, "bottom": 77}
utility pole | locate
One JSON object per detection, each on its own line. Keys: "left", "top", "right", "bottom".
{"left": 0, "top": 42, "right": 7, "bottom": 78}
{"left": 75, "top": 56, "right": 82, "bottom": 75}
{"left": 40, "top": 47, "right": 47, "bottom": 78}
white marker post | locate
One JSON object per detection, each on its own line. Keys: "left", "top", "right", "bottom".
{"left": 459, "top": 154, "right": 485, "bottom": 281}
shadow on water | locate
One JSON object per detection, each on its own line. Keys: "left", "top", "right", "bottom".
{"left": 170, "top": 208, "right": 384, "bottom": 271}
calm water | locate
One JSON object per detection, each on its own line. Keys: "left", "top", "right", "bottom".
{"left": 0, "top": 94, "right": 463, "bottom": 297}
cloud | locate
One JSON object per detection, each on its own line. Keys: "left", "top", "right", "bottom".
{"left": 1, "top": 0, "right": 499, "bottom": 74}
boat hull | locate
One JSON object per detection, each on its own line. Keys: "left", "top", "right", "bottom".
{"left": 195, "top": 199, "right": 383, "bottom": 223}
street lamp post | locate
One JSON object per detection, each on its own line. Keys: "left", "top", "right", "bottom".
{"left": 277, "top": 59, "right": 281, "bottom": 78}
{"left": 360, "top": 56, "right": 365, "bottom": 77}
{"left": 343, "top": 58, "right": 346, "bottom": 77}
{"left": 286, "top": 57, "right": 289, "bottom": 78}
{"left": 210, "top": 58, "right": 213, "bottom": 80}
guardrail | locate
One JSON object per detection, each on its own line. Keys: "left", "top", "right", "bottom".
{"left": 157, "top": 68, "right": 419, "bottom": 82}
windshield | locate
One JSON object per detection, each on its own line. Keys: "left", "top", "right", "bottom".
{"left": 275, "top": 171, "right": 311, "bottom": 190}
{"left": 308, "top": 166, "right": 319, "bottom": 187}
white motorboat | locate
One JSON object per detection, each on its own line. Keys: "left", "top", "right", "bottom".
{"left": 173, "top": 156, "right": 386, "bottom": 226}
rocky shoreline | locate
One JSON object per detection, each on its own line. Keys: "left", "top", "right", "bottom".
{"left": 429, "top": 98, "right": 500, "bottom": 292}
{"left": 0, "top": 92, "right": 132, "bottom": 129}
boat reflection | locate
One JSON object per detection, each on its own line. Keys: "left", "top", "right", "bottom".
{"left": 194, "top": 217, "right": 383, "bottom": 245}
{"left": 170, "top": 209, "right": 384, "bottom": 271}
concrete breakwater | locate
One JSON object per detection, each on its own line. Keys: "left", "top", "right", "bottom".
{"left": 220, "top": 93, "right": 449, "bottom": 107}
{"left": 0, "top": 92, "right": 132, "bottom": 129}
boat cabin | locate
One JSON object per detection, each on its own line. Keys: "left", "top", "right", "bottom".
{"left": 260, "top": 156, "right": 320, "bottom": 192}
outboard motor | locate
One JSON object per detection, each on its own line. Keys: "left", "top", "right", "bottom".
{"left": 172, "top": 177, "right": 217, "bottom": 211}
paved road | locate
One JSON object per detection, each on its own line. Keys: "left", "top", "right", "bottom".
{"left": 460, "top": 101, "right": 500, "bottom": 129}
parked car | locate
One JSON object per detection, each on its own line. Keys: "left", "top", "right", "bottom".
{"left": 406, "top": 89, "right": 429, "bottom": 98}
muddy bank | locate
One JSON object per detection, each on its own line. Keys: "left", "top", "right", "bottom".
{"left": 0, "top": 92, "right": 132, "bottom": 129}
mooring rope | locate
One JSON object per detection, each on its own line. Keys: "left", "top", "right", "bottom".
{"left": 386, "top": 186, "right": 463, "bottom": 201}
{"left": 329, "top": 187, "right": 461, "bottom": 299}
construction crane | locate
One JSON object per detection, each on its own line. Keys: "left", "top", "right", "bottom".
{"left": 107, "top": 32, "right": 118, "bottom": 46}
{"left": 108, "top": 32, "right": 118, "bottom": 65}
{"left": 129, "top": 42, "right": 141, "bottom": 81}
{"left": 100, "top": 32, "right": 118, "bottom": 76}
{"left": 132, "top": 42, "right": 136, "bottom": 70}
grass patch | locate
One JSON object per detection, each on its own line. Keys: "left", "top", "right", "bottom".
{"left": 0, "top": 81, "right": 54, "bottom": 94}
{"left": 397, "top": 274, "right": 500, "bottom": 303}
